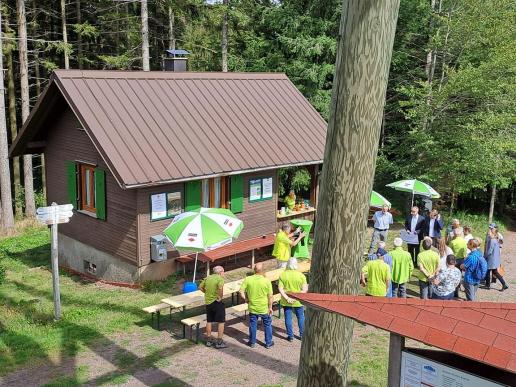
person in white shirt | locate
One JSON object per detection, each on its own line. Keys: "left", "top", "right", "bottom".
{"left": 369, "top": 205, "right": 393, "bottom": 254}
{"left": 404, "top": 206, "right": 425, "bottom": 265}
{"left": 423, "top": 209, "right": 444, "bottom": 247}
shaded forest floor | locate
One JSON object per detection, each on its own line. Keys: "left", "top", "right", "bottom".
{"left": 0, "top": 222, "right": 514, "bottom": 387}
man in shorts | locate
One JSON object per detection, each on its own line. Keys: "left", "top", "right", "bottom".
{"left": 199, "top": 266, "right": 227, "bottom": 349}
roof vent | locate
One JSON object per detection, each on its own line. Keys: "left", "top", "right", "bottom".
{"left": 163, "top": 49, "right": 190, "bottom": 72}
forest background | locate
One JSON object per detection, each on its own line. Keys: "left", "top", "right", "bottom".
{"left": 0, "top": 0, "right": 515, "bottom": 229}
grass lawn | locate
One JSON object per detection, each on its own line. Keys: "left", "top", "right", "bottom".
{"left": 0, "top": 226, "right": 177, "bottom": 376}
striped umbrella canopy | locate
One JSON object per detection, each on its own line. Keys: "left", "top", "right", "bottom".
{"left": 370, "top": 191, "right": 391, "bottom": 208}
{"left": 163, "top": 207, "right": 243, "bottom": 281}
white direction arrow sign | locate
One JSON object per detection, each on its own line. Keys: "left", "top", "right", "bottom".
{"left": 36, "top": 204, "right": 73, "bottom": 215}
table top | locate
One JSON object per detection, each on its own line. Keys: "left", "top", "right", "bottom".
{"left": 160, "top": 260, "right": 311, "bottom": 308}
{"left": 290, "top": 219, "right": 313, "bottom": 227}
{"left": 277, "top": 208, "right": 316, "bottom": 220}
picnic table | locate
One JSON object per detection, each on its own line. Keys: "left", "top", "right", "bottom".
{"left": 160, "top": 260, "right": 311, "bottom": 310}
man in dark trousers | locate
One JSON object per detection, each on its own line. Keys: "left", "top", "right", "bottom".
{"left": 423, "top": 209, "right": 444, "bottom": 247}
{"left": 404, "top": 206, "right": 425, "bottom": 265}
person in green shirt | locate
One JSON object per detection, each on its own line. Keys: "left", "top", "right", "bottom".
{"left": 360, "top": 255, "right": 391, "bottom": 297}
{"left": 284, "top": 190, "right": 296, "bottom": 210}
{"left": 449, "top": 227, "right": 468, "bottom": 263}
{"left": 239, "top": 263, "right": 274, "bottom": 348}
{"left": 278, "top": 258, "right": 308, "bottom": 342}
{"left": 390, "top": 237, "right": 414, "bottom": 298}
{"left": 416, "top": 239, "right": 440, "bottom": 299}
{"left": 199, "top": 266, "right": 227, "bottom": 349}
{"left": 272, "top": 224, "right": 305, "bottom": 268}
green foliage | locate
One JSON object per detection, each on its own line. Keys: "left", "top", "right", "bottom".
{"left": 278, "top": 167, "right": 312, "bottom": 197}
{"left": 98, "top": 54, "right": 136, "bottom": 70}
{"left": 72, "top": 23, "right": 100, "bottom": 40}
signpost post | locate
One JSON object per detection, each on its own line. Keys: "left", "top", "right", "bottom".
{"left": 36, "top": 202, "right": 74, "bottom": 321}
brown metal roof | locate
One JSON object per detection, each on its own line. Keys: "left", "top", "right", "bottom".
{"left": 10, "top": 70, "right": 327, "bottom": 189}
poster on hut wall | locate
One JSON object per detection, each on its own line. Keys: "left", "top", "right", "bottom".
{"left": 151, "top": 193, "right": 167, "bottom": 220}
{"left": 249, "top": 179, "right": 262, "bottom": 202}
{"left": 400, "top": 351, "right": 503, "bottom": 387}
{"left": 262, "top": 177, "right": 273, "bottom": 199}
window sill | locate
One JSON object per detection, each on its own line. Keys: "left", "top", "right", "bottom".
{"left": 77, "top": 209, "right": 98, "bottom": 219}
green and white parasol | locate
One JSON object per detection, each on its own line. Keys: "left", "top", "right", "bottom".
{"left": 163, "top": 207, "right": 243, "bottom": 282}
{"left": 386, "top": 179, "right": 440, "bottom": 206}
{"left": 370, "top": 191, "right": 391, "bottom": 208}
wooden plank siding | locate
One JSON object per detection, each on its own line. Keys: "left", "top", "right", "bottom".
{"left": 136, "top": 183, "right": 184, "bottom": 266}
{"left": 45, "top": 106, "right": 138, "bottom": 264}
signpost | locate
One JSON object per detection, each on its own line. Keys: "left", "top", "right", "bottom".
{"left": 36, "top": 202, "right": 74, "bottom": 320}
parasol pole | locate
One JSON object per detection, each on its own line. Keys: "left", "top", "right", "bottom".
{"left": 411, "top": 192, "right": 414, "bottom": 207}
{"left": 192, "top": 252, "right": 199, "bottom": 282}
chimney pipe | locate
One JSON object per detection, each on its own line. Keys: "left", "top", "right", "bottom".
{"left": 163, "top": 49, "right": 190, "bottom": 72}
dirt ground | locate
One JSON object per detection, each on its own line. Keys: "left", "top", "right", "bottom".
{"left": 1, "top": 230, "right": 515, "bottom": 387}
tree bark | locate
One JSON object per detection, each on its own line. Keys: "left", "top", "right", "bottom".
{"left": 168, "top": 6, "right": 175, "bottom": 50}
{"left": 0, "top": 8, "right": 15, "bottom": 230}
{"left": 17, "top": 0, "right": 36, "bottom": 217}
{"left": 297, "top": 1, "right": 400, "bottom": 386}
{"left": 221, "top": 0, "right": 229, "bottom": 72}
{"left": 76, "top": 0, "right": 83, "bottom": 69}
{"left": 449, "top": 190, "right": 456, "bottom": 217}
{"left": 6, "top": 38, "right": 22, "bottom": 217}
{"left": 141, "top": 0, "right": 150, "bottom": 71}
{"left": 61, "top": 0, "right": 69, "bottom": 69}
{"left": 488, "top": 184, "right": 496, "bottom": 224}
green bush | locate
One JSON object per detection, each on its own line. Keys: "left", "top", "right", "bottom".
{"left": 0, "top": 262, "right": 5, "bottom": 285}
{"left": 278, "top": 167, "right": 312, "bottom": 197}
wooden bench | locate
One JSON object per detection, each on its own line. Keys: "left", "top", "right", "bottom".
{"left": 142, "top": 303, "right": 171, "bottom": 330}
{"left": 181, "top": 294, "right": 282, "bottom": 343}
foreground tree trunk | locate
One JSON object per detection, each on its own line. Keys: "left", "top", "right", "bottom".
{"left": 76, "top": 0, "right": 83, "bottom": 69}
{"left": 61, "top": 0, "right": 69, "bottom": 69}
{"left": 141, "top": 0, "right": 150, "bottom": 71}
{"left": 488, "top": 184, "right": 496, "bottom": 224}
{"left": 221, "top": 0, "right": 228, "bottom": 72}
{"left": 297, "top": 1, "right": 400, "bottom": 386}
{"left": 168, "top": 6, "right": 175, "bottom": 50}
{"left": 0, "top": 8, "right": 15, "bottom": 230}
{"left": 17, "top": 0, "right": 36, "bottom": 217}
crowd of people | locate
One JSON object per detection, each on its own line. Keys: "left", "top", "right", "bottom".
{"left": 364, "top": 206, "right": 509, "bottom": 301}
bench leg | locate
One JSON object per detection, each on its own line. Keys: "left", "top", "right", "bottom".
{"left": 157, "top": 311, "right": 161, "bottom": 330}
{"left": 151, "top": 312, "right": 155, "bottom": 328}
{"left": 196, "top": 323, "right": 200, "bottom": 344}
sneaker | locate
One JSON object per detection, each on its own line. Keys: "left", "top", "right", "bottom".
{"left": 298, "top": 335, "right": 303, "bottom": 341}
{"left": 205, "top": 339, "right": 214, "bottom": 347}
{"left": 265, "top": 341, "right": 275, "bottom": 349}
{"left": 247, "top": 342, "right": 256, "bottom": 348}
{"left": 501, "top": 285, "right": 509, "bottom": 291}
{"left": 287, "top": 336, "right": 294, "bottom": 342}
{"left": 215, "top": 340, "right": 228, "bottom": 349}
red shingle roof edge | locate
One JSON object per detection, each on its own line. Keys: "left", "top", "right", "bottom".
{"left": 289, "top": 293, "right": 516, "bottom": 373}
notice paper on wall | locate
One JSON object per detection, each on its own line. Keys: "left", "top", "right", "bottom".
{"left": 262, "top": 177, "right": 273, "bottom": 199}
{"left": 249, "top": 179, "right": 262, "bottom": 202}
{"left": 400, "top": 351, "right": 503, "bottom": 387}
{"left": 151, "top": 193, "right": 167, "bottom": 220}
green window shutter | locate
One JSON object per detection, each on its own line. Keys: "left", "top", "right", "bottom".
{"left": 185, "top": 180, "right": 201, "bottom": 211}
{"left": 230, "top": 175, "right": 243, "bottom": 213}
{"left": 94, "top": 168, "right": 106, "bottom": 220}
{"left": 65, "top": 161, "right": 78, "bottom": 209}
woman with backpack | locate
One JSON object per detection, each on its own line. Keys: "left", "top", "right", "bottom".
{"left": 485, "top": 226, "right": 509, "bottom": 291}
{"left": 461, "top": 238, "right": 487, "bottom": 301}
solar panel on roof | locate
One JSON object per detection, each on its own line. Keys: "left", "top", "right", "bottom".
{"left": 165, "top": 49, "right": 190, "bottom": 56}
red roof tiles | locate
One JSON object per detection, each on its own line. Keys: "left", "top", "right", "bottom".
{"left": 290, "top": 293, "right": 516, "bottom": 373}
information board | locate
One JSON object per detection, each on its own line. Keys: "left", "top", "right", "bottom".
{"left": 151, "top": 193, "right": 167, "bottom": 220}
{"left": 249, "top": 179, "right": 262, "bottom": 202}
{"left": 262, "top": 177, "right": 273, "bottom": 199}
{"left": 400, "top": 351, "right": 504, "bottom": 387}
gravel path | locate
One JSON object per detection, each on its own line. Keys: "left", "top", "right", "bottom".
{"left": 1, "top": 230, "right": 514, "bottom": 387}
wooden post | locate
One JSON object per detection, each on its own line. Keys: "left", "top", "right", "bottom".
{"left": 50, "top": 203, "right": 62, "bottom": 320}
{"left": 387, "top": 333, "right": 405, "bottom": 387}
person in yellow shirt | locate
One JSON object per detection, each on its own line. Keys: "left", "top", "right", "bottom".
{"left": 199, "top": 266, "right": 227, "bottom": 349}
{"left": 416, "top": 239, "right": 440, "bottom": 299}
{"left": 284, "top": 190, "right": 296, "bottom": 210}
{"left": 360, "top": 255, "right": 391, "bottom": 296}
{"left": 272, "top": 224, "right": 305, "bottom": 268}
{"left": 278, "top": 258, "right": 308, "bottom": 342}
{"left": 239, "top": 263, "right": 274, "bottom": 348}
{"left": 449, "top": 227, "right": 468, "bottom": 264}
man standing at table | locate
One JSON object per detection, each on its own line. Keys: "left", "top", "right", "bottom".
{"left": 405, "top": 206, "right": 425, "bottom": 265}
{"left": 278, "top": 258, "right": 308, "bottom": 342}
{"left": 199, "top": 266, "right": 227, "bottom": 349}
{"left": 369, "top": 204, "right": 393, "bottom": 254}
{"left": 239, "top": 263, "right": 274, "bottom": 348}
{"left": 272, "top": 224, "right": 305, "bottom": 268}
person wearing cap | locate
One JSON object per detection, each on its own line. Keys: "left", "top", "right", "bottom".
{"left": 278, "top": 258, "right": 308, "bottom": 342}
{"left": 390, "top": 238, "right": 414, "bottom": 298}
{"left": 199, "top": 266, "right": 227, "bottom": 349}
{"left": 415, "top": 238, "right": 440, "bottom": 299}
{"left": 369, "top": 204, "right": 393, "bottom": 254}
{"left": 485, "top": 223, "right": 504, "bottom": 255}
{"left": 360, "top": 250, "right": 391, "bottom": 297}
{"left": 272, "top": 224, "right": 305, "bottom": 269}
